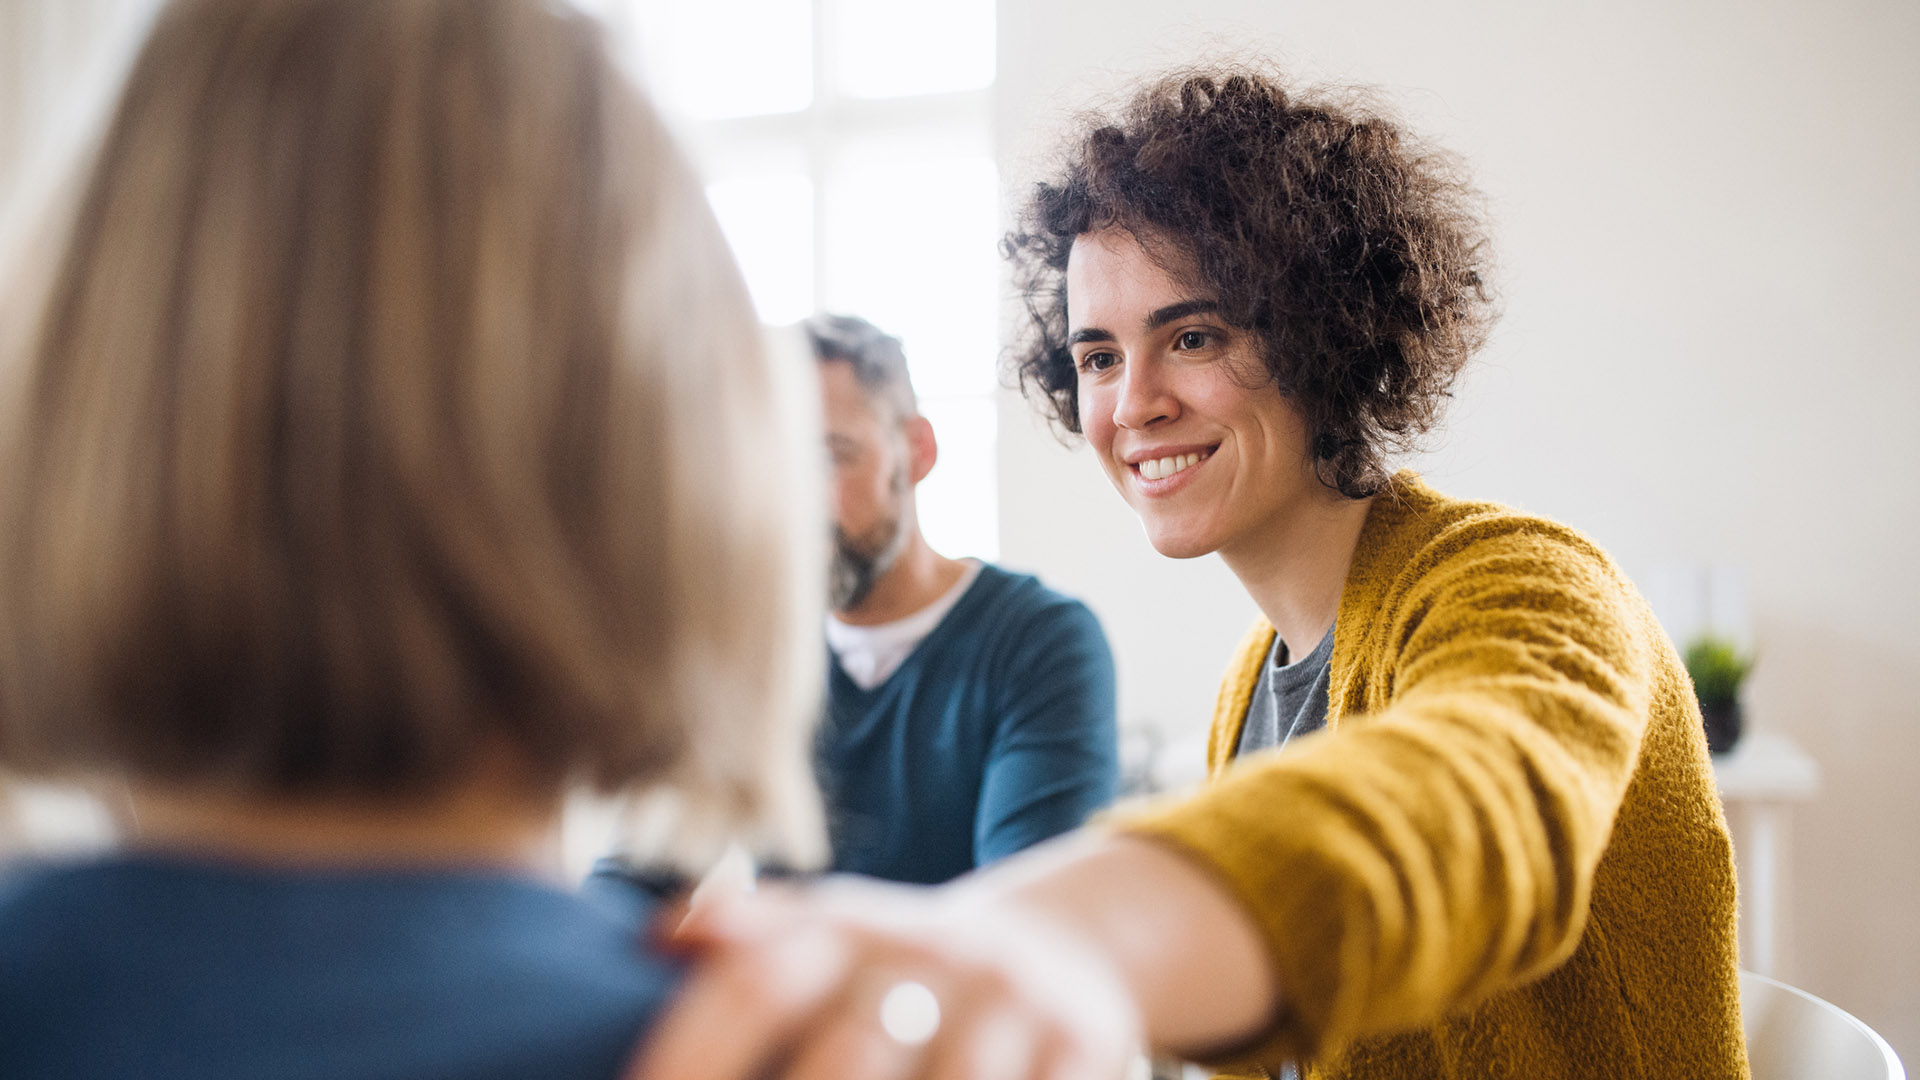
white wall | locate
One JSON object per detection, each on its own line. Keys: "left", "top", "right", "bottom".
{"left": 995, "top": 0, "right": 1920, "bottom": 1059}
{"left": 0, "top": 0, "right": 158, "bottom": 859}
{"left": 0, "top": 0, "right": 154, "bottom": 200}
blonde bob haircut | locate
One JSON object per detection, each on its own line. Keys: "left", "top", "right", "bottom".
{"left": 0, "top": 0, "right": 823, "bottom": 860}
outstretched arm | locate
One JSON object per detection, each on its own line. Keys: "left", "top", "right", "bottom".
{"left": 627, "top": 829, "right": 1280, "bottom": 1080}
{"left": 628, "top": 525, "right": 1663, "bottom": 1080}
{"left": 1113, "top": 522, "right": 1661, "bottom": 1066}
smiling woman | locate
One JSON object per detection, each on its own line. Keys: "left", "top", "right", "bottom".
{"left": 625, "top": 64, "right": 1747, "bottom": 1080}
{"left": 996, "top": 68, "right": 1744, "bottom": 1079}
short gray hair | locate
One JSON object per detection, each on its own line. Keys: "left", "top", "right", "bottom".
{"left": 805, "top": 313, "right": 917, "bottom": 419}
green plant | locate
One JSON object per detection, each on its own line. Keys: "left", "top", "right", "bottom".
{"left": 1682, "top": 636, "right": 1755, "bottom": 707}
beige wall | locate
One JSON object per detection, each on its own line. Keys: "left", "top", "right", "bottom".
{"left": 995, "top": 0, "right": 1920, "bottom": 1059}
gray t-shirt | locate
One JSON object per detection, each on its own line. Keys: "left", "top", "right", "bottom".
{"left": 1233, "top": 623, "right": 1335, "bottom": 757}
{"left": 1232, "top": 623, "right": 1333, "bottom": 1080}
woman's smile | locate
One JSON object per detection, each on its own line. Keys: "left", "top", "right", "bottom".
{"left": 1127, "top": 445, "right": 1216, "bottom": 490}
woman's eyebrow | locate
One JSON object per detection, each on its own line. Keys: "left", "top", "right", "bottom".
{"left": 1145, "top": 299, "right": 1220, "bottom": 329}
{"left": 1069, "top": 299, "right": 1220, "bottom": 346}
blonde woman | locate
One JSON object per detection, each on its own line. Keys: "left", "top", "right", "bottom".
{"left": 0, "top": 1, "right": 821, "bottom": 1076}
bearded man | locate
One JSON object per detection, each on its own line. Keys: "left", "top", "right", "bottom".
{"left": 808, "top": 314, "right": 1119, "bottom": 883}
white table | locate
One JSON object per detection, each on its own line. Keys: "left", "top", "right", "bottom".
{"left": 1712, "top": 732, "right": 1820, "bottom": 977}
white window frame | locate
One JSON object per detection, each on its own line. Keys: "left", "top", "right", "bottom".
{"left": 597, "top": 0, "right": 1002, "bottom": 559}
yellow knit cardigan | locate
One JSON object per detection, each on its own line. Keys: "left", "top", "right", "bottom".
{"left": 1113, "top": 475, "right": 1747, "bottom": 1079}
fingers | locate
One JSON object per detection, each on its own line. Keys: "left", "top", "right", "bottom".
{"left": 920, "top": 1001, "right": 1040, "bottom": 1080}
{"left": 630, "top": 877, "right": 1145, "bottom": 1080}
{"left": 664, "top": 887, "right": 775, "bottom": 947}
{"left": 785, "top": 973, "right": 1056, "bottom": 1080}
{"left": 919, "top": 965, "right": 1130, "bottom": 1080}
{"left": 781, "top": 977, "right": 918, "bottom": 1080}
{"left": 1029, "top": 1024, "right": 1136, "bottom": 1080}
{"left": 685, "top": 843, "right": 759, "bottom": 916}
{"left": 628, "top": 918, "right": 850, "bottom": 1080}
{"left": 667, "top": 880, "right": 825, "bottom": 946}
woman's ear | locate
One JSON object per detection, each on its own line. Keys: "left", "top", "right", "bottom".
{"left": 904, "top": 415, "right": 938, "bottom": 486}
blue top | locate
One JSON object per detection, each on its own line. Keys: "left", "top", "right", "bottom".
{"left": 816, "top": 563, "right": 1119, "bottom": 883}
{"left": 0, "top": 853, "right": 678, "bottom": 1080}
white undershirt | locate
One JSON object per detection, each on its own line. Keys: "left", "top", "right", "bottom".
{"left": 825, "top": 559, "right": 983, "bottom": 691}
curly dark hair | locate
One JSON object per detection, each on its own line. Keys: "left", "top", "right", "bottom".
{"left": 1004, "top": 67, "right": 1496, "bottom": 498}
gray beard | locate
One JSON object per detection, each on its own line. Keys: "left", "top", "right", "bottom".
{"left": 829, "top": 513, "right": 909, "bottom": 612}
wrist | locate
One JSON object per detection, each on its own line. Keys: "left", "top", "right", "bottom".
{"left": 955, "top": 830, "right": 1282, "bottom": 1056}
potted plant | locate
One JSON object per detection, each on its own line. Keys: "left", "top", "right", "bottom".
{"left": 1682, "top": 635, "right": 1755, "bottom": 754}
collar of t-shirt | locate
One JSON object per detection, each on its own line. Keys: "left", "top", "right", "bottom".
{"left": 825, "top": 559, "right": 984, "bottom": 691}
{"left": 1235, "top": 621, "right": 1336, "bottom": 757}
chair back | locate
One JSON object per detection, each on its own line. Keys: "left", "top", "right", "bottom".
{"left": 1742, "top": 970, "right": 1905, "bottom": 1080}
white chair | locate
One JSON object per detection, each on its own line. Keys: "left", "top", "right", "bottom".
{"left": 1742, "top": 969, "right": 1906, "bottom": 1080}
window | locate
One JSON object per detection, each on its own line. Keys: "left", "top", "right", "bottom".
{"left": 586, "top": 0, "right": 1001, "bottom": 560}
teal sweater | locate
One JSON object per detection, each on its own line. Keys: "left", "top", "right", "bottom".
{"left": 817, "top": 564, "right": 1119, "bottom": 883}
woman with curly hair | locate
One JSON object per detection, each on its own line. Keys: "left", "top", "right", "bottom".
{"left": 634, "top": 68, "right": 1746, "bottom": 1080}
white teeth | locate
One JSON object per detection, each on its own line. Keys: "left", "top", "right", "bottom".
{"left": 1137, "top": 452, "right": 1203, "bottom": 482}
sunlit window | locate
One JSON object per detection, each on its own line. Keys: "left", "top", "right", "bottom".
{"left": 821, "top": 143, "right": 999, "bottom": 399}
{"left": 827, "top": 0, "right": 995, "bottom": 99}
{"left": 705, "top": 173, "right": 815, "bottom": 326}
{"left": 624, "top": 0, "right": 813, "bottom": 120}
{"left": 594, "top": 0, "right": 1001, "bottom": 561}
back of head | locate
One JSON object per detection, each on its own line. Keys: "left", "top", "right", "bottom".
{"left": 0, "top": 0, "right": 820, "bottom": 856}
